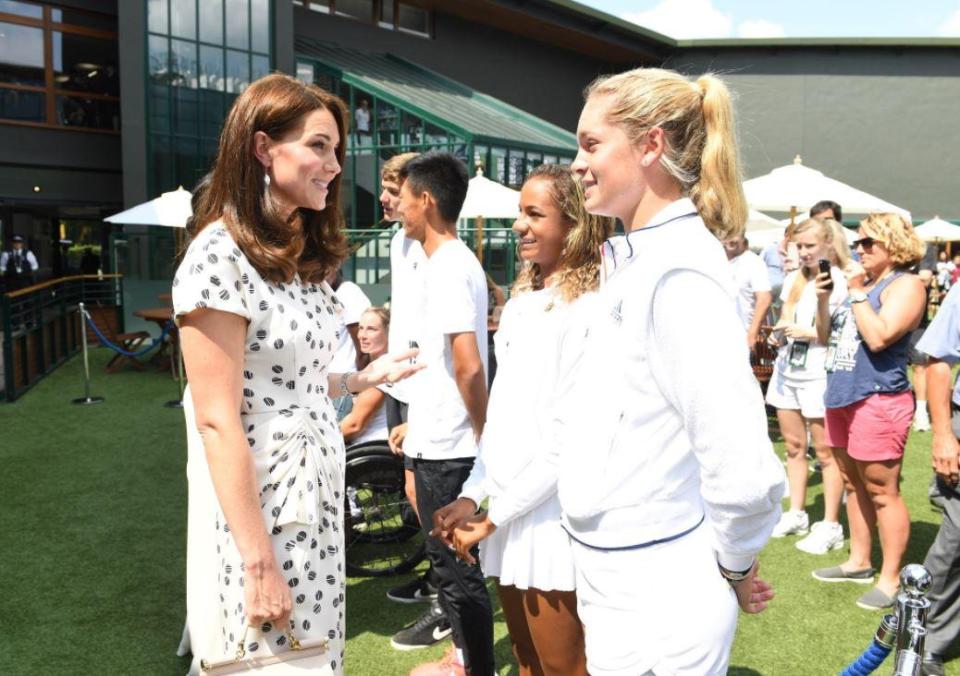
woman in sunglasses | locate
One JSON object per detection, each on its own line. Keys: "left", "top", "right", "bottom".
{"left": 813, "top": 213, "right": 927, "bottom": 611}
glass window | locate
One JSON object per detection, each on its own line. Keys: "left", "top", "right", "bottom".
{"left": 171, "top": 39, "right": 198, "bottom": 88}
{"left": 199, "top": 88, "right": 224, "bottom": 137}
{"left": 225, "top": 0, "right": 248, "bottom": 50}
{"left": 543, "top": 154, "right": 557, "bottom": 165}
{"left": 199, "top": 45, "right": 224, "bottom": 91}
{"left": 198, "top": 0, "right": 223, "bottom": 45}
{"left": 56, "top": 95, "right": 119, "bottom": 130}
{"left": 251, "top": 0, "right": 269, "bottom": 53}
{"left": 173, "top": 87, "right": 199, "bottom": 135}
{"left": 52, "top": 31, "right": 120, "bottom": 96}
{"left": 170, "top": 0, "right": 196, "bottom": 40}
{"left": 0, "top": 21, "right": 44, "bottom": 86}
{"left": 295, "top": 60, "right": 313, "bottom": 84}
{"left": 0, "top": 1, "right": 42, "bottom": 19}
{"left": 379, "top": 0, "right": 394, "bottom": 27}
{"left": 491, "top": 147, "right": 507, "bottom": 184}
{"left": 148, "top": 83, "right": 171, "bottom": 133}
{"left": 335, "top": 0, "right": 372, "bottom": 21}
{"left": 251, "top": 53, "right": 269, "bottom": 82}
{"left": 147, "top": 0, "right": 168, "bottom": 34}
{"left": 398, "top": 3, "right": 429, "bottom": 35}
{"left": 148, "top": 35, "right": 170, "bottom": 83}
{"left": 51, "top": 7, "right": 116, "bottom": 31}
{"left": 0, "top": 87, "right": 43, "bottom": 121}
{"left": 507, "top": 152, "right": 524, "bottom": 187}
{"left": 225, "top": 49, "right": 248, "bottom": 93}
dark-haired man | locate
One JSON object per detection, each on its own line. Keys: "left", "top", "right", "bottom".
{"left": 810, "top": 199, "right": 842, "bottom": 223}
{"left": 393, "top": 151, "right": 494, "bottom": 676}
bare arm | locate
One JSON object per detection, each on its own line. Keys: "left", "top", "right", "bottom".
{"left": 179, "top": 308, "right": 290, "bottom": 626}
{"left": 749, "top": 291, "right": 773, "bottom": 346}
{"left": 815, "top": 272, "right": 835, "bottom": 345}
{"left": 347, "top": 323, "right": 363, "bottom": 370}
{"left": 850, "top": 275, "right": 926, "bottom": 352}
{"left": 927, "top": 358, "right": 960, "bottom": 485}
{"left": 450, "top": 331, "right": 488, "bottom": 441}
{"left": 340, "top": 387, "right": 386, "bottom": 442}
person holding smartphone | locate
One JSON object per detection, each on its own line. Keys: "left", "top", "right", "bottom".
{"left": 766, "top": 218, "right": 849, "bottom": 556}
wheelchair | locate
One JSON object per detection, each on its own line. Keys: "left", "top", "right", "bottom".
{"left": 344, "top": 439, "right": 426, "bottom": 577}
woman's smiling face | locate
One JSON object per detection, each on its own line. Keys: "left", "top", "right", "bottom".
{"left": 512, "top": 177, "right": 570, "bottom": 274}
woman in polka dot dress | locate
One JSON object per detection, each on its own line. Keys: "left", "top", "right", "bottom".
{"left": 173, "top": 74, "right": 420, "bottom": 675}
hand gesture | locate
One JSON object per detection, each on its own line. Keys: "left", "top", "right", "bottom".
{"left": 244, "top": 558, "right": 293, "bottom": 629}
{"left": 733, "top": 562, "right": 774, "bottom": 614}
{"left": 843, "top": 260, "right": 867, "bottom": 292}
{"left": 430, "top": 498, "right": 478, "bottom": 545}
{"left": 814, "top": 270, "right": 834, "bottom": 298}
{"left": 450, "top": 512, "right": 497, "bottom": 565}
{"left": 359, "top": 348, "right": 425, "bottom": 389}
{"left": 931, "top": 429, "right": 960, "bottom": 486}
{"left": 388, "top": 422, "right": 407, "bottom": 456}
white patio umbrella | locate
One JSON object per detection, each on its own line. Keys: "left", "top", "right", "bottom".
{"left": 458, "top": 167, "right": 519, "bottom": 263}
{"left": 745, "top": 209, "right": 781, "bottom": 232}
{"left": 744, "top": 155, "right": 911, "bottom": 221}
{"left": 914, "top": 216, "right": 960, "bottom": 243}
{"left": 105, "top": 186, "right": 193, "bottom": 228}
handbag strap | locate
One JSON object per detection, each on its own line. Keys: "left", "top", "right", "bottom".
{"left": 201, "top": 624, "right": 304, "bottom": 672}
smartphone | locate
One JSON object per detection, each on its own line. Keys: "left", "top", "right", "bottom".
{"left": 818, "top": 259, "right": 833, "bottom": 290}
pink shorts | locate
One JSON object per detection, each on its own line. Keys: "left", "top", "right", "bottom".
{"left": 824, "top": 391, "right": 914, "bottom": 461}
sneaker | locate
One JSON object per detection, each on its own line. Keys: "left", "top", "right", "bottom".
{"left": 796, "top": 521, "right": 845, "bottom": 555}
{"left": 856, "top": 586, "right": 896, "bottom": 610}
{"left": 771, "top": 510, "right": 809, "bottom": 538}
{"left": 390, "top": 602, "right": 452, "bottom": 651}
{"left": 812, "top": 565, "right": 876, "bottom": 584}
{"left": 410, "top": 645, "right": 466, "bottom": 676}
{"left": 387, "top": 576, "right": 438, "bottom": 604}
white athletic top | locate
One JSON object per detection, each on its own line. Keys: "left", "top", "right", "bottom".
{"left": 329, "top": 280, "right": 370, "bottom": 373}
{"left": 729, "top": 248, "right": 772, "bottom": 330}
{"left": 404, "top": 239, "right": 488, "bottom": 460}
{"left": 350, "top": 395, "right": 389, "bottom": 445}
{"left": 556, "top": 198, "right": 784, "bottom": 572}
{"left": 386, "top": 226, "right": 427, "bottom": 404}
{"left": 459, "top": 286, "right": 588, "bottom": 590}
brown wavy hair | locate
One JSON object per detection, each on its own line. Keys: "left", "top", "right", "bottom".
{"left": 859, "top": 212, "right": 926, "bottom": 268}
{"left": 190, "top": 73, "right": 350, "bottom": 284}
{"left": 512, "top": 164, "right": 615, "bottom": 304}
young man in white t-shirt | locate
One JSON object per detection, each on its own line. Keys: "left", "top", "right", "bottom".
{"left": 393, "top": 151, "right": 493, "bottom": 676}
{"left": 723, "top": 234, "right": 773, "bottom": 352}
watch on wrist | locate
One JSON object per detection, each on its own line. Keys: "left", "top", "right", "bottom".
{"left": 340, "top": 371, "right": 358, "bottom": 396}
{"left": 850, "top": 290, "right": 869, "bottom": 304}
{"left": 718, "top": 562, "right": 754, "bottom": 585}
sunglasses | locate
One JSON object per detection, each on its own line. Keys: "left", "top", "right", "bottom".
{"left": 853, "top": 236, "right": 880, "bottom": 250}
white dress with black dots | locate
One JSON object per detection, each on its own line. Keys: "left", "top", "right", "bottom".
{"left": 173, "top": 222, "right": 346, "bottom": 675}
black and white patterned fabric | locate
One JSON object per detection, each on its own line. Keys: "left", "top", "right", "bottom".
{"left": 173, "top": 222, "right": 346, "bottom": 674}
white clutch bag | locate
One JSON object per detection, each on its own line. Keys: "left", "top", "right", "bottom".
{"left": 200, "top": 626, "right": 333, "bottom": 675}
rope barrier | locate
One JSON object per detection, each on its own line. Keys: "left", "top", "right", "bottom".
{"left": 81, "top": 307, "right": 172, "bottom": 358}
{"left": 840, "top": 639, "right": 892, "bottom": 676}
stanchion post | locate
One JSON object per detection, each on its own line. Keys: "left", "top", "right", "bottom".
{"left": 164, "top": 313, "right": 184, "bottom": 409}
{"left": 72, "top": 302, "right": 105, "bottom": 405}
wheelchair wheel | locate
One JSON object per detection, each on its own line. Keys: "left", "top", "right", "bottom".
{"left": 344, "top": 442, "right": 426, "bottom": 577}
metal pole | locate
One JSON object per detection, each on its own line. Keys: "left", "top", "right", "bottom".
{"left": 165, "top": 312, "right": 184, "bottom": 409}
{"left": 72, "top": 301, "right": 104, "bottom": 405}
{"left": 892, "top": 564, "right": 932, "bottom": 676}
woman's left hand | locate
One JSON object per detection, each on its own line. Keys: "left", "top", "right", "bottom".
{"left": 733, "top": 562, "right": 774, "bottom": 614}
{"left": 357, "top": 348, "right": 425, "bottom": 389}
{"left": 782, "top": 324, "right": 815, "bottom": 341}
{"left": 450, "top": 512, "right": 497, "bottom": 565}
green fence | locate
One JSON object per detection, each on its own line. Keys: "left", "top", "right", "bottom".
{"left": 1, "top": 275, "right": 125, "bottom": 402}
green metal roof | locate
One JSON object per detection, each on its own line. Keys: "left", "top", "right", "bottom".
{"left": 294, "top": 38, "right": 577, "bottom": 153}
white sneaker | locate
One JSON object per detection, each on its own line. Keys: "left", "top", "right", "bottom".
{"left": 796, "top": 521, "right": 845, "bottom": 554}
{"left": 771, "top": 510, "right": 809, "bottom": 538}
{"left": 913, "top": 414, "right": 931, "bottom": 432}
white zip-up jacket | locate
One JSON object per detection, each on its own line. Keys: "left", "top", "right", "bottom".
{"left": 557, "top": 199, "right": 784, "bottom": 571}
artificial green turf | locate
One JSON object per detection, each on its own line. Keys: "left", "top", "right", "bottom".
{"left": 1, "top": 351, "right": 955, "bottom": 674}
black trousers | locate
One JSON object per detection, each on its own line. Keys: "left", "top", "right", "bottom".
{"left": 413, "top": 457, "right": 495, "bottom": 676}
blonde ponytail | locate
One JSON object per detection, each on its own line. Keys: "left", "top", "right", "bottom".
{"left": 689, "top": 75, "right": 747, "bottom": 240}
{"left": 585, "top": 68, "right": 747, "bottom": 240}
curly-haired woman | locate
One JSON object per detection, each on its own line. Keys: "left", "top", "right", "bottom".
{"left": 814, "top": 213, "right": 927, "bottom": 611}
{"left": 430, "top": 164, "right": 613, "bottom": 676}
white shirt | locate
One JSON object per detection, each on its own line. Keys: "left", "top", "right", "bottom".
{"left": 0, "top": 248, "right": 38, "bottom": 273}
{"left": 557, "top": 199, "right": 784, "bottom": 571}
{"left": 405, "top": 239, "right": 488, "bottom": 460}
{"left": 351, "top": 396, "right": 389, "bottom": 445}
{"left": 386, "top": 226, "right": 427, "bottom": 404}
{"left": 729, "top": 249, "right": 772, "bottom": 330}
{"left": 354, "top": 107, "right": 370, "bottom": 133}
{"left": 329, "top": 280, "right": 371, "bottom": 373}
{"left": 775, "top": 267, "right": 848, "bottom": 382}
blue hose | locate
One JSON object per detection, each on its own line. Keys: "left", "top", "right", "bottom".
{"left": 82, "top": 310, "right": 172, "bottom": 357}
{"left": 840, "top": 639, "right": 892, "bottom": 676}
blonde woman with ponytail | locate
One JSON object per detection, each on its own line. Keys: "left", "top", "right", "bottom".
{"left": 431, "top": 165, "right": 613, "bottom": 676}
{"left": 556, "top": 69, "right": 784, "bottom": 675}
{"left": 766, "top": 218, "right": 848, "bottom": 555}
